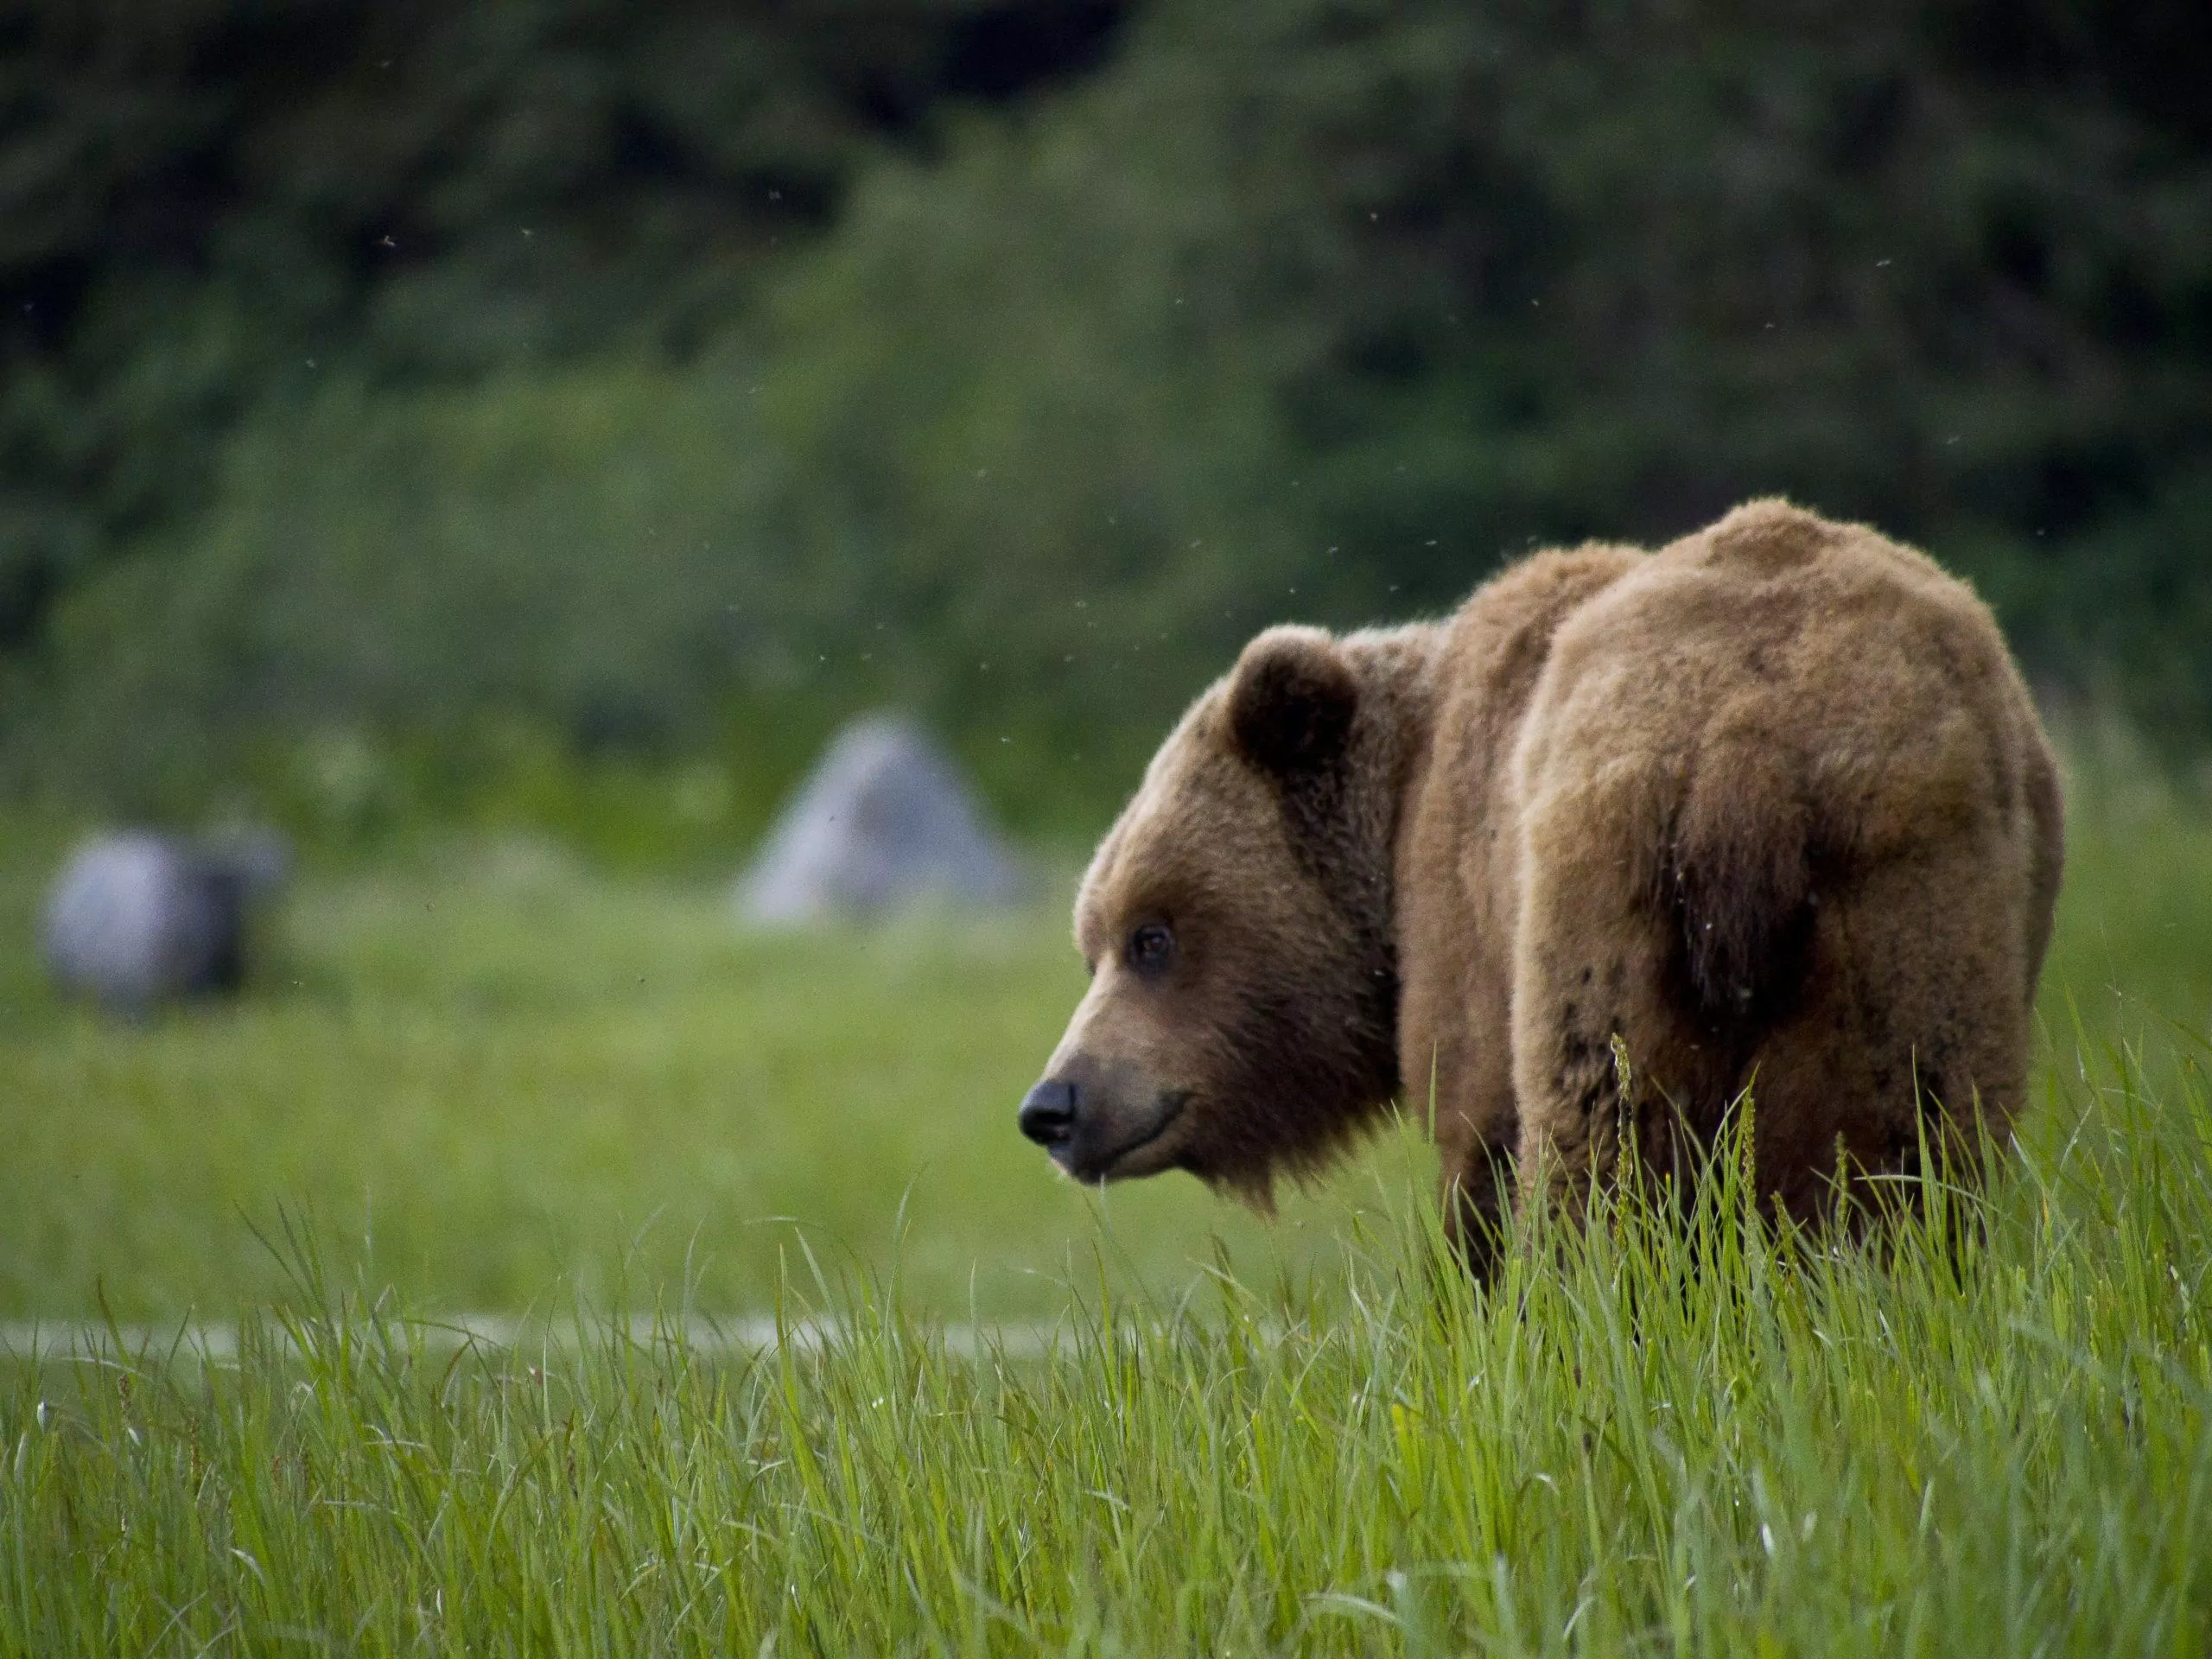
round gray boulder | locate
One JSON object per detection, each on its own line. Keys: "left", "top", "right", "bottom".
{"left": 42, "top": 829, "right": 289, "bottom": 1013}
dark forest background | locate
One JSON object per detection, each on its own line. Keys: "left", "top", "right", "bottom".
{"left": 3, "top": 0, "right": 2209, "bottom": 855}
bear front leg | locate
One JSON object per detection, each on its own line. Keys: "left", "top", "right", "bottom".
{"left": 1402, "top": 950, "right": 1522, "bottom": 1282}
{"left": 1440, "top": 1142, "right": 1516, "bottom": 1284}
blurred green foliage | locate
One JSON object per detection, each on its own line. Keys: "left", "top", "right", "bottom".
{"left": 4, "top": 0, "right": 2210, "bottom": 842}
{"left": 0, "top": 0, "right": 1121, "bottom": 646}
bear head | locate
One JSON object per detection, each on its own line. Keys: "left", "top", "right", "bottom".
{"left": 1018, "top": 625, "right": 1408, "bottom": 1201}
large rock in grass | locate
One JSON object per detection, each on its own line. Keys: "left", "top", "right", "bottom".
{"left": 736, "top": 715, "right": 1023, "bottom": 924}
{"left": 42, "top": 829, "right": 291, "bottom": 1014}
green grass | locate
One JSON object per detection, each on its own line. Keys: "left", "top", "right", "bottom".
{"left": 0, "top": 836, "right": 1395, "bottom": 1323}
{"left": 3, "top": 1054, "right": 2209, "bottom": 1652}
{"left": 0, "top": 836, "right": 1451, "bottom": 1336}
{"left": 3, "top": 746, "right": 2209, "bottom": 1325}
{"left": 2, "top": 749, "right": 2210, "bottom": 1652}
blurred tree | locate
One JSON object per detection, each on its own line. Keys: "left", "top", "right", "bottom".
{"left": 721, "top": 0, "right": 2212, "bottom": 747}
{"left": 0, "top": 0, "right": 1128, "bottom": 647}
{"left": 7, "top": 0, "right": 2212, "bottom": 830}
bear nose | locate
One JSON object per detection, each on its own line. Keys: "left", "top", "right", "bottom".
{"left": 1018, "top": 1077, "right": 1080, "bottom": 1147}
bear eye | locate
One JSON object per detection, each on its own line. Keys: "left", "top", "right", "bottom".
{"left": 1126, "top": 921, "right": 1175, "bottom": 977}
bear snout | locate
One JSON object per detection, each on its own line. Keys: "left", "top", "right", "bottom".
{"left": 1020, "top": 1058, "right": 1192, "bottom": 1181}
{"left": 1018, "top": 1077, "right": 1080, "bottom": 1150}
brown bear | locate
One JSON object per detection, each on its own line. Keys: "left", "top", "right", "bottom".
{"left": 1018, "top": 499, "right": 2063, "bottom": 1274}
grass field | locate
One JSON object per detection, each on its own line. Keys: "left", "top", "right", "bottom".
{"left": 3, "top": 741, "right": 2210, "bottom": 1651}
{"left": 0, "top": 836, "right": 1393, "bottom": 1325}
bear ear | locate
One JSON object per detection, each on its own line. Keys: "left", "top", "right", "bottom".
{"left": 1227, "top": 626, "right": 1359, "bottom": 778}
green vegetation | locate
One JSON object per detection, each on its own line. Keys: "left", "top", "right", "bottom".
{"left": 1, "top": 750, "right": 2209, "bottom": 1649}
{"left": 0, "top": 0, "right": 1122, "bottom": 643}
{"left": 0, "top": 838, "right": 1392, "bottom": 1323}
{"left": 8, "top": 0, "right": 2212, "bottom": 824}
{"left": 7, "top": 4, "right": 2208, "bottom": 1643}
{"left": 3, "top": 737, "right": 2209, "bottom": 1323}
{"left": 3, "top": 1009, "right": 2209, "bottom": 1650}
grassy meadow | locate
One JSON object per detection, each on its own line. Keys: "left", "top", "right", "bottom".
{"left": 2, "top": 738, "right": 2210, "bottom": 1652}
{"left": 0, "top": 836, "right": 1371, "bottom": 1325}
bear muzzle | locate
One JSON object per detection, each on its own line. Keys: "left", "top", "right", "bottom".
{"left": 1017, "top": 1077, "right": 1079, "bottom": 1149}
{"left": 1018, "top": 1067, "right": 1191, "bottom": 1182}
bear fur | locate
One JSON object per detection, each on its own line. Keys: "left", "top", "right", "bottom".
{"left": 1019, "top": 500, "right": 2063, "bottom": 1274}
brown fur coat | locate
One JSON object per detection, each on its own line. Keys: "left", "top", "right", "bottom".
{"left": 1020, "top": 500, "right": 2063, "bottom": 1273}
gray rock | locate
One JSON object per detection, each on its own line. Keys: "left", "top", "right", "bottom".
{"left": 736, "top": 714, "right": 1023, "bottom": 925}
{"left": 42, "top": 829, "right": 291, "bottom": 1013}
